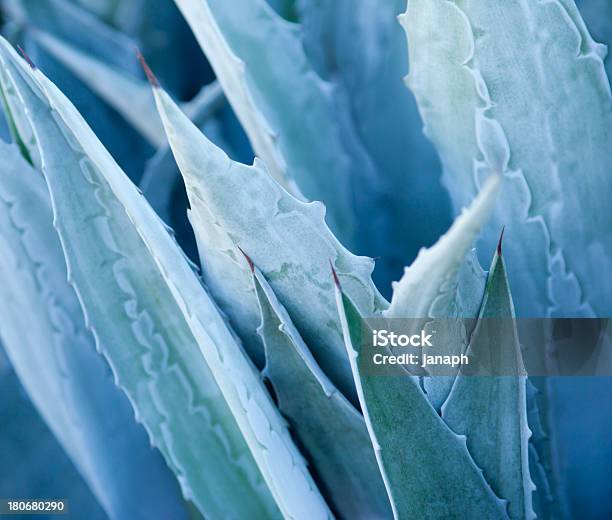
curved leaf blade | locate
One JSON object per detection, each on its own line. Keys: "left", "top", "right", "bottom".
{"left": 152, "top": 81, "right": 387, "bottom": 404}
{"left": 334, "top": 280, "right": 508, "bottom": 520}
{"left": 0, "top": 37, "right": 331, "bottom": 520}
{"left": 0, "top": 141, "right": 188, "bottom": 519}
{"left": 250, "top": 260, "right": 392, "bottom": 519}
{"left": 441, "top": 247, "right": 536, "bottom": 520}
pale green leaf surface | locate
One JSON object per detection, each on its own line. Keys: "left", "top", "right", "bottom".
{"left": 173, "top": 0, "right": 368, "bottom": 245}
{"left": 152, "top": 83, "right": 387, "bottom": 404}
{"left": 385, "top": 173, "right": 499, "bottom": 320}
{"left": 250, "top": 263, "right": 392, "bottom": 519}
{"left": 335, "top": 284, "right": 508, "bottom": 520}
{"left": 0, "top": 140, "right": 188, "bottom": 519}
{"left": 0, "top": 37, "right": 331, "bottom": 520}
{"left": 385, "top": 174, "right": 498, "bottom": 408}
{"left": 401, "top": 0, "right": 612, "bottom": 318}
{"left": 441, "top": 250, "right": 536, "bottom": 520}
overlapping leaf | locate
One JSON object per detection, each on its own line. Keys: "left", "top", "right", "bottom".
{"left": 151, "top": 80, "right": 387, "bottom": 403}
{"left": 401, "top": 0, "right": 612, "bottom": 318}
{"left": 0, "top": 141, "right": 188, "bottom": 519}
{"left": 334, "top": 279, "right": 508, "bottom": 520}
{"left": 250, "top": 260, "right": 391, "bottom": 519}
{"left": 441, "top": 246, "right": 535, "bottom": 520}
{"left": 0, "top": 37, "right": 330, "bottom": 520}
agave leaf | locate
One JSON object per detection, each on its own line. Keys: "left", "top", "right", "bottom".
{"left": 0, "top": 51, "right": 41, "bottom": 167}
{"left": 0, "top": 37, "right": 331, "bottom": 519}
{"left": 295, "top": 0, "right": 452, "bottom": 291}
{"left": 0, "top": 140, "right": 189, "bottom": 519}
{"left": 151, "top": 81, "right": 387, "bottom": 403}
{"left": 441, "top": 246, "right": 535, "bottom": 520}
{"left": 249, "top": 259, "right": 392, "bottom": 519}
{"left": 385, "top": 174, "right": 498, "bottom": 409}
{"left": 401, "top": 0, "right": 612, "bottom": 318}
{"left": 32, "top": 30, "right": 166, "bottom": 147}
{"left": 385, "top": 174, "right": 498, "bottom": 319}
{"left": 174, "top": 0, "right": 389, "bottom": 248}
{"left": 334, "top": 277, "right": 508, "bottom": 520}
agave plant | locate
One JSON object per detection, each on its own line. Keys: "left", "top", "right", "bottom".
{"left": 0, "top": 0, "right": 609, "bottom": 519}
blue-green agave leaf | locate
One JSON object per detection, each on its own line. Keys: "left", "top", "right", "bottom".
{"left": 151, "top": 81, "right": 387, "bottom": 404}
{"left": 0, "top": 140, "right": 189, "bottom": 519}
{"left": 173, "top": 0, "right": 380, "bottom": 247}
{"left": 441, "top": 247, "right": 536, "bottom": 520}
{"left": 295, "top": 0, "right": 453, "bottom": 291}
{"left": 0, "top": 37, "right": 331, "bottom": 520}
{"left": 334, "top": 279, "right": 508, "bottom": 520}
{"left": 0, "top": 51, "right": 41, "bottom": 167}
{"left": 249, "top": 259, "right": 392, "bottom": 519}
{"left": 385, "top": 174, "right": 498, "bottom": 409}
{"left": 401, "top": 0, "right": 612, "bottom": 318}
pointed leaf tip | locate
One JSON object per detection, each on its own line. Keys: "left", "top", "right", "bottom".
{"left": 17, "top": 45, "right": 35, "bottom": 69}
{"left": 330, "top": 261, "right": 341, "bottom": 289}
{"left": 237, "top": 246, "right": 255, "bottom": 273}
{"left": 136, "top": 49, "right": 159, "bottom": 88}
{"left": 497, "top": 226, "right": 506, "bottom": 256}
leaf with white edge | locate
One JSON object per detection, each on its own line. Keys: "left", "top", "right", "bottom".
{"left": 151, "top": 80, "right": 387, "bottom": 404}
{"left": 401, "top": 0, "right": 612, "bottom": 318}
{"left": 526, "top": 377, "right": 570, "bottom": 519}
{"left": 32, "top": 30, "right": 166, "bottom": 147}
{"left": 441, "top": 246, "right": 536, "bottom": 520}
{"left": 0, "top": 37, "right": 331, "bottom": 520}
{"left": 249, "top": 258, "right": 392, "bottom": 519}
{"left": 0, "top": 52, "right": 41, "bottom": 167}
{"left": 173, "top": 0, "right": 379, "bottom": 246}
{"left": 385, "top": 174, "right": 499, "bottom": 409}
{"left": 0, "top": 140, "right": 189, "bottom": 519}
{"left": 385, "top": 174, "right": 499, "bottom": 319}
{"left": 334, "top": 277, "right": 508, "bottom": 520}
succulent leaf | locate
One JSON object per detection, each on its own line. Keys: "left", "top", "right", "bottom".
{"left": 250, "top": 260, "right": 392, "bottom": 519}
{"left": 385, "top": 174, "right": 499, "bottom": 408}
{"left": 151, "top": 80, "right": 387, "bottom": 404}
{"left": 441, "top": 247, "right": 536, "bottom": 520}
{"left": 334, "top": 280, "right": 508, "bottom": 520}
{"left": 0, "top": 37, "right": 331, "bottom": 520}
{"left": 401, "top": 0, "right": 612, "bottom": 318}
{"left": 0, "top": 140, "right": 189, "bottom": 519}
